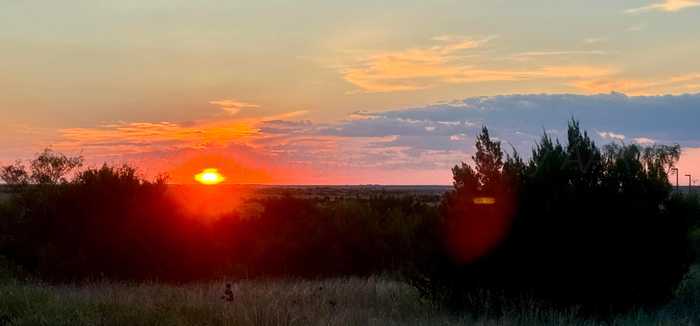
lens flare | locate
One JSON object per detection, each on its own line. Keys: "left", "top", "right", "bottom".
{"left": 473, "top": 197, "right": 496, "bottom": 205}
{"left": 446, "top": 193, "right": 515, "bottom": 264}
{"left": 194, "top": 168, "right": 225, "bottom": 185}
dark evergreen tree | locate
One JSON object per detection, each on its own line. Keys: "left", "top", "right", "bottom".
{"left": 411, "top": 120, "right": 693, "bottom": 316}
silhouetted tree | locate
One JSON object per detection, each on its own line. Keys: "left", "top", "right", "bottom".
{"left": 29, "top": 149, "right": 83, "bottom": 184}
{"left": 0, "top": 161, "right": 30, "bottom": 187}
{"left": 411, "top": 120, "right": 693, "bottom": 316}
{"left": 0, "top": 149, "right": 82, "bottom": 186}
{"left": 1, "top": 151, "right": 440, "bottom": 281}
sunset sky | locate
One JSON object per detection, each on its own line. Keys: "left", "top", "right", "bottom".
{"left": 2, "top": 0, "right": 700, "bottom": 184}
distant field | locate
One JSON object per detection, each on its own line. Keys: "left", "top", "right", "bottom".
{"left": 2, "top": 267, "right": 700, "bottom": 326}
{"left": 672, "top": 186, "right": 700, "bottom": 195}
{"left": 171, "top": 184, "right": 452, "bottom": 197}
{"left": 2, "top": 183, "right": 692, "bottom": 202}
{"left": 0, "top": 184, "right": 451, "bottom": 206}
{"left": 168, "top": 184, "right": 452, "bottom": 204}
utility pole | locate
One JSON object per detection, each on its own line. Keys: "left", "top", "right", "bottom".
{"left": 685, "top": 174, "right": 692, "bottom": 193}
{"left": 671, "top": 168, "right": 679, "bottom": 191}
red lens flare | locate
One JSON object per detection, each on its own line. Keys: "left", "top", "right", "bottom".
{"left": 445, "top": 192, "right": 516, "bottom": 264}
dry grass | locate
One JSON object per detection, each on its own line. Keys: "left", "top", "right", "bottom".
{"left": 1, "top": 270, "right": 700, "bottom": 326}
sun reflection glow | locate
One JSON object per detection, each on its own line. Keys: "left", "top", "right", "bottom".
{"left": 473, "top": 197, "right": 496, "bottom": 205}
{"left": 194, "top": 168, "right": 225, "bottom": 185}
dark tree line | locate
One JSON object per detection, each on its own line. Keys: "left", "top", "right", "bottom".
{"left": 410, "top": 120, "right": 695, "bottom": 316}
{"left": 0, "top": 155, "right": 436, "bottom": 281}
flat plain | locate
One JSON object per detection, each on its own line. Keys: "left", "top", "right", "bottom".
{"left": 2, "top": 267, "right": 700, "bottom": 326}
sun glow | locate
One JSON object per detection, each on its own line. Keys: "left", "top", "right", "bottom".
{"left": 194, "top": 168, "right": 225, "bottom": 185}
{"left": 473, "top": 197, "right": 496, "bottom": 205}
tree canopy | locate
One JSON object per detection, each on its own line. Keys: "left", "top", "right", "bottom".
{"left": 413, "top": 120, "right": 692, "bottom": 316}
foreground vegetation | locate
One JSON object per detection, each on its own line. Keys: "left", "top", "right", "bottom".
{"left": 1, "top": 120, "right": 700, "bottom": 323}
{"left": 412, "top": 121, "right": 697, "bottom": 315}
{"left": 2, "top": 267, "right": 700, "bottom": 326}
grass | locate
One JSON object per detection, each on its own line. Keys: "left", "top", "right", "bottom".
{"left": 1, "top": 269, "right": 700, "bottom": 326}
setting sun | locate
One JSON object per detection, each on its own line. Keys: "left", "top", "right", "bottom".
{"left": 194, "top": 168, "right": 225, "bottom": 185}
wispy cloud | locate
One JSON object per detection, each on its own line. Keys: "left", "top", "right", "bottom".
{"left": 572, "top": 73, "right": 700, "bottom": 95}
{"left": 626, "top": 0, "right": 700, "bottom": 14}
{"left": 512, "top": 50, "right": 608, "bottom": 58}
{"left": 56, "top": 105, "right": 307, "bottom": 157}
{"left": 208, "top": 99, "right": 260, "bottom": 115}
{"left": 338, "top": 36, "right": 493, "bottom": 92}
{"left": 633, "top": 137, "right": 656, "bottom": 145}
{"left": 598, "top": 131, "right": 626, "bottom": 141}
{"left": 58, "top": 120, "right": 259, "bottom": 155}
{"left": 262, "top": 110, "right": 310, "bottom": 121}
{"left": 41, "top": 93, "right": 700, "bottom": 184}
{"left": 338, "top": 36, "right": 615, "bottom": 93}
{"left": 583, "top": 37, "right": 608, "bottom": 44}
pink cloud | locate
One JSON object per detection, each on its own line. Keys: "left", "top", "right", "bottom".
{"left": 626, "top": 0, "right": 700, "bottom": 13}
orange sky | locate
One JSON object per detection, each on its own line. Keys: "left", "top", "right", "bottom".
{"left": 1, "top": 1, "right": 700, "bottom": 184}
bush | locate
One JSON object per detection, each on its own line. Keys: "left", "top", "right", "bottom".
{"left": 0, "top": 165, "right": 198, "bottom": 281}
{"left": 0, "top": 157, "right": 439, "bottom": 282}
{"left": 206, "top": 195, "right": 438, "bottom": 278}
{"left": 669, "top": 192, "right": 700, "bottom": 257}
{"left": 410, "top": 121, "right": 694, "bottom": 316}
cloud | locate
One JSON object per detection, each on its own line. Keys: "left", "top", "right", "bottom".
{"left": 338, "top": 36, "right": 700, "bottom": 95}
{"left": 58, "top": 120, "right": 259, "bottom": 155}
{"left": 633, "top": 137, "right": 656, "bottom": 145}
{"left": 512, "top": 50, "right": 608, "bottom": 58}
{"left": 571, "top": 73, "right": 700, "bottom": 95}
{"left": 583, "top": 37, "right": 608, "bottom": 44}
{"left": 208, "top": 99, "right": 260, "bottom": 115}
{"left": 55, "top": 105, "right": 307, "bottom": 158}
{"left": 598, "top": 131, "right": 626, "bottom": 141}
{"left": 308, "top": 93, "right": 700, "bottom": 179}
{"left": 430, "top": 35, "right": 493, "bottom": 53}
{"left": 321, "top": 93, "right": 700, "bottom": 181}
{"left": 346, "top": 111, "right": 380, "bottom": 121}
{"left": 262, "top": 110, "right": 309, "bottom": 121}
{"left": 354, "top": 93, "right": 700, "bottom": 149}
{"left": 338, "top": 36, "right": 615, "bottom": 93}
{"left": 44, "top": 93, "right": 700, "bottom": 184}
{"left": 626, "top": 0, "right": 700, "bottom": 13}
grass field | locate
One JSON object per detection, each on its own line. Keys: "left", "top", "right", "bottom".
{"left": 1, "top": 267, "right": 700, "bottom": 326}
